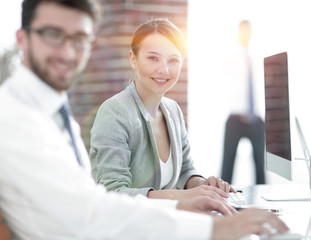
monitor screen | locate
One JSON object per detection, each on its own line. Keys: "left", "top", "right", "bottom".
{"left": 264, "top": 52, "right": 292, "bottom": 180}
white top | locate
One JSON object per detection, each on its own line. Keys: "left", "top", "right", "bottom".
{"left": 0, "top": 65, "right": 212, "bottom": 240}
{"left": 160, "top": 150, "right": 174, "bottom": 189}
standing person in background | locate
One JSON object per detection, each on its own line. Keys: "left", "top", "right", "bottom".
{"left": 221, "top": 20, "right": 265, "bottom": 184}
{"left": 90, "top": 18, "right": 236, "bottom": 200}
{"left": 0, "top": 1, "right": 289, "bottom": 239}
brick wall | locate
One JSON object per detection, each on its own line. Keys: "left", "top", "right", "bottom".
{"left": 69, "top": 0, "right": 188, "bottom": 150}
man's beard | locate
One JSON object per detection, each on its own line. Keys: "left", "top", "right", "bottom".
{"left": 28, "top": 46, "right": 78, "bottom": 92}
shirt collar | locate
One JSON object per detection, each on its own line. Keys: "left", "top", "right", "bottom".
{"left": 10, "top": 64, "right": 68, "bottom": 117}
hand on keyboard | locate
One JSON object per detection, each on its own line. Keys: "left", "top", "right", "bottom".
{"left": 260, "top": 223, "right": 303, "bottom": 240}
{"left": 201, "top": 176, "right": 236, "bottom": 193}
{"left": 225, "top": 192, "right": 247, "bottom": 205}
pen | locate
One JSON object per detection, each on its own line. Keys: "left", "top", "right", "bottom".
{"left": 233, "top": 206, "right": 282, "bottom": 213}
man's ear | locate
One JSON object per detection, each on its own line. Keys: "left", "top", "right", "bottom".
{"left": 16, "top": 28, "right": 28, "bottom": 51}
{"left": 129, "top": 50, "right": 137, "bottom": 70}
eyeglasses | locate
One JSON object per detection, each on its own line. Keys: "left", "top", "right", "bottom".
{"left": 24, "top": 26, "right": 95, "bottom": 51}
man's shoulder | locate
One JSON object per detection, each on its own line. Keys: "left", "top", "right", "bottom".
{"left": 0, "top": 86, "right": 46, "bottom": 135}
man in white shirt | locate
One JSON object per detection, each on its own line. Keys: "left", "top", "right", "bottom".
{"left": 0, "top": 0, "right": 288, "bottom": 239}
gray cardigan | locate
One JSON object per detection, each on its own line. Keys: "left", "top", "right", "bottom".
{"left": 90, "top": 81, "right": 202, "bottom": 196}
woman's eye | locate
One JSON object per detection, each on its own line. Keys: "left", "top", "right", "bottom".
{"left": 169, "top": 58, "right": 180, "bottom": 63}
{"left": 148, "top": 56, "right": 158, "bottom": 61}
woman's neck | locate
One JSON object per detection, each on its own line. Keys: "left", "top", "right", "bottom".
{"left": 135, "top": 82, "right": 163, "bottom": 118}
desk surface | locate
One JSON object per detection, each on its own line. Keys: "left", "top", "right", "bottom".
{"left": 241, "top": 184, "right": 311, "bottom": 238}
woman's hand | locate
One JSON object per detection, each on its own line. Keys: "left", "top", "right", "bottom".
{"left": 176, "top": 196, "right": 236, "bottom": 216}
{"left": 185, "top": 176, "right": 236, "bottom": 194}
{"left": 176, "top": 185, "right": 229, "bottom": 200}
{"left": 149, "top": 185, "right": 236, "bottom": 215}
{"left": 147, "top": 185, "right": 229, "bottom": 201}
{"left": 202, "top": 176, "right": 236, "bottom": 193}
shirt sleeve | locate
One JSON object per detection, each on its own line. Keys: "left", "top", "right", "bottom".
{"left": 149, "top": 198, "right": 213, "bottom": 239}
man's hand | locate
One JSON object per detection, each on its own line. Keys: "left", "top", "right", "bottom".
{"left": 176, "top": 196, "right": 236, "bottom": 216}
{"left": 212, "top": 208, "right": 289, "bottom": 240}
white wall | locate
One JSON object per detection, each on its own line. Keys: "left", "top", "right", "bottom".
{"left": 188, "top": 0, "right": 311, "bottom": 187}
{"left": 0, "top": 1, "right": 21, "bottom": 53}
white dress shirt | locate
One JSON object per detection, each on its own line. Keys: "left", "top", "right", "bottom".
{"left": 0, "top": 65, "right": 212, "bottom": 240}
{"left": 223, "top": 44, "right": 264, "bottom": 117}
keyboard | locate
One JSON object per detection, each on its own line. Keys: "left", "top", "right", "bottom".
{"left": 225, "top": 192, "right": 247, "bottom": 205}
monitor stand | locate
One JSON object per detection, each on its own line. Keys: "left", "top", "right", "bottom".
{"left": 295, "top": 117, "right": 311, "bottom": 191}
{"left": 261, "top": 117, "right": 311, "bottom": 201}
{"left": 261, "top": 186, "right": 311, "bottom": 201}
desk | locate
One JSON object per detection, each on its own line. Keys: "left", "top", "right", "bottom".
{"left": 241, "top": 184, "right": 311, "bottom": 239}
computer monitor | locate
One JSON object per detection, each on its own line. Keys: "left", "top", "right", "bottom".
{"left": 263, "top": 52, "right": 311, "bottom": 201}
{"left": 264, "top": 52, "right": 292, "bottom": 181}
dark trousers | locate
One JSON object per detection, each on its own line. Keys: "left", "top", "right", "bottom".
{"left": 221, "top": 114, "right": 266, "bottom": 184}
